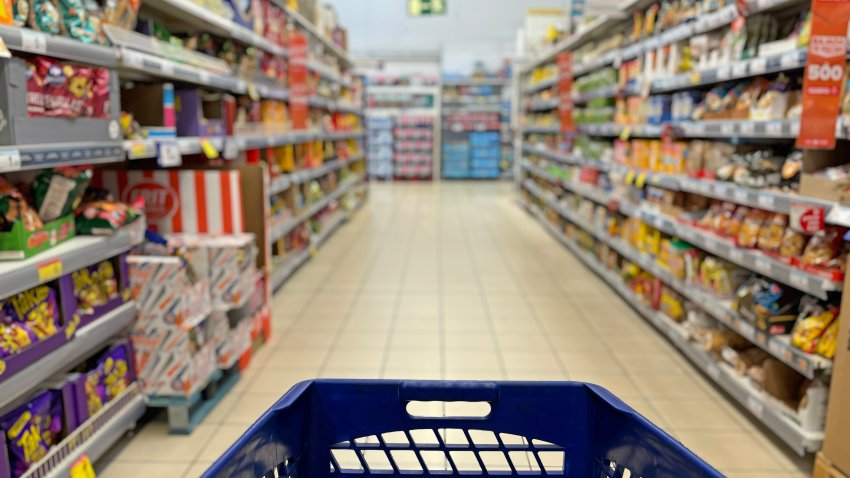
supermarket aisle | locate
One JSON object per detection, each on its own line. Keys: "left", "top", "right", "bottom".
{"left": 101, "top": 182, "right": 809, "bottom": 478}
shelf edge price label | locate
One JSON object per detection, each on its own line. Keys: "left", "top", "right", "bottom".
{"left": 199, "top": 138, "right": 219, "bottom": 160}
{"left": 37, "top": 258, "right": 63, "bottom": 283}
{"left": 0, "top": 149, "right": 21, "bottom": 172}
{"left": 70, "top": 454, "right": 96, "bottom": 478}
{"left": 157, "top": 140, "right": 182, "bottom": 167}
{"left": 20, "top": 29, "right": 48, "bottom": 53}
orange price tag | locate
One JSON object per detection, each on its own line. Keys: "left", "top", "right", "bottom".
{"left": 70, "top": 454, "right": 96, "bottom": 478}
{"left": 37, "top": 259, "right": 62, "bottom": 283}
{"left": 309, "top": 245, "right": 318, "bottom": 257}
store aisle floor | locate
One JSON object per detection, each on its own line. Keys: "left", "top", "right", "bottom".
{"left": 101, "top": 182, "right": 811, "bottom": 478}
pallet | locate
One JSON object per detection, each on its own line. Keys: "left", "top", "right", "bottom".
{"left": 814, "top": 453, "right": 849, "bottom": 478}
{"left": 147, "top": 366, "right": 241, "bottom": 434}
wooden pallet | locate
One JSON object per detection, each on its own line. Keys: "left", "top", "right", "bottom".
{"left": 147, "top": 366, "right": 241, "bottom": 434}
{"left": 814, "top": 453, "right": 849, "bottom": 478}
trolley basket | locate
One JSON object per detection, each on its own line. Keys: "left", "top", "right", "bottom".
{"left": 202, "top": 380, "right": 723, "bottom": 477}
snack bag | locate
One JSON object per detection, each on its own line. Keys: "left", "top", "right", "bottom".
{"left": 758, "top": 213, "right": 787, "bottom": 253}
{"left": 724, "top": 206, "right": 748, "bottom": 238}
{"left": 98, "top": 342, "right": 130, "bottom": 401}
{"left": 11, "top": 0, "right": 29, "bottom": 26}
{"left": 71, "top": 259, "right": 118, "bottom": 315}
{"left": 33, "top": 166, "right": 93, "bottom": 222}
{"left": 791, "top": 306, "right": 838, "bottom": 353}
{"left": 84, "top": 369, "right": 105, "bottom": 416}
{"left": 780, "top": 228, "right": 807, "bottom": 259}
{"left": 56, "top": 0, "right": 98, "bottom": 43}
{"left": 738, "top": 209, "right": 768, "bottom": 248}
{"left": 0, "top": 390, "right": 63, "bottom": 477}
{"left": 3, "top": 285, "right": 59, "bottom": 340}
{"left": 802, "top": 227, "right": 845, "bottom": 268}
{"left": 29, "top": 57, "right": 94, "bottom": 118}
{"left": 91, "top": 67, "right": 110, "bottom": 118}
{"left": 0, "top": 320, "right": 36, "bottom": 359}
{"left": 0, "top": 177, "right": 43, "bottom": 232}
{"left": 815, "top": 319, "right": 839, "bottom": 359}
{"left": 75, "top": 198, "right": 142, "bottom": 235}
{"left": 28, "top": 0, "right": 60, "bottom": 33}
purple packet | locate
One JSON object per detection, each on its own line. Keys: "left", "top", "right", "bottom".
{"left": 0, "top": 390, "right": 62, "bottom": 477}
{"left": 71, "top": 260, "right": 119, "bottom": 316}
{"left": 84, "top": 370, "right": 106, "bottom": 417}
{"left": 0, "top": 321, "right": 37, "bottom": 359}
{"left": 3, "top": 286, "right": 59, "bottom": 340}
{"left": 98, "top": 343, "right": 130, "bottom": 402}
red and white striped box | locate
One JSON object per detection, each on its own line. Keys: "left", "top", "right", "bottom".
{"left": 93, "top": 170, "right": 244, "bottom": 234}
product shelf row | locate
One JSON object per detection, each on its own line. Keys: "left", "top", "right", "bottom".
{"left": 271, "top": 193, "right": 366, "bottom": 291}
{"left": 269, "top": 153, "right": 366, "bottom": 195}
{"left": 521, "top": 195, "right": 823, "bottom": 455}
{"left": 521, "top": 145, "right": 846, "bottom": 225}
{"left": 0, "top": 301, "right": 138, "bottom": 411}
{"left": 278, "top": 2, "right": 354, "bottom": 66}
{"left": 0, "top": 218, "right": 145, "bottom": 300}
{"left": 520, "top": 119, "right": 808, "bottom": 139}
{"left": 270, "top": 174, "right": 365, "bottom": 242}
{"left": 521, "top": 171, "right": 831, "bottom": 379}
{"left": 522, "top": 0, "right": 802, "bottom": 79}
{"left": 521, "top": 159, "right": 841, "bottom": 300}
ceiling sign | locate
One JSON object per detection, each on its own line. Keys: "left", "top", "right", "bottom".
{"left": 409, "top": 0, "right": 446, "bottom": 16}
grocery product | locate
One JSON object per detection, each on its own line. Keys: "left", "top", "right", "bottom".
{"left": 791, "top": 305, "right": 838, "bottom": 353}
{"left": 0, "top": 389, "right": 63, "bottom": 477}
{"left": 32, "top": 166, "right": 93, "bottom": 223}
{"left": 0, "top": 178, "right": 43, "bottom": 232}
{"left": 2, "top": 284, "right": 60, "bottom": 341}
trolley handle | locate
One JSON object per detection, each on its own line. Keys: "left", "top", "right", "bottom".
{"left": 399, "top": 381, "right": 499, "bottom": 402}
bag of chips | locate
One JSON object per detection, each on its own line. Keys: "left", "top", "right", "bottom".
{"left": 0, "top": 389, "right": 63, "bottom": 477}
{"left": 33, "top": 166, "right": 92, "bottom": 223}
{"left": 791, "top": 306, "right": 838, "bottom": 353}
{"left": 75, "top": 198, "right": 141, "bottom": 235}
{"left": 2, "top": 285, "right": 59, "bottom": 340}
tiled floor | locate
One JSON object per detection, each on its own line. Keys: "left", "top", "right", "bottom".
{"left": 99, "top": 182, "right": 813, "bottom": 477}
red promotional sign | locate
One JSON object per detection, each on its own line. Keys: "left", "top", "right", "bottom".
{"left": 791, "top": 202, "right": 826, "bottom": 233}
{"left": 289, "top": 33, "right": 309, "bottom": 130}
{"left": 796, "top": 0, "right": 850, "bottom": 149}
{"left": 557, "top": 52, "right": 575, "bottom": 133}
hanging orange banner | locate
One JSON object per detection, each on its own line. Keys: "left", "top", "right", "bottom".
{"left": 289, "top": 33, "right": 309, "bottom": 130}
{"left": 557, "top": 52, "right": 575, "bottom": 133}
{"left": 796, "top": 0, "right": 850, "bottom": 149}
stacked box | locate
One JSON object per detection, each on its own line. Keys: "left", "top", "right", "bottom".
{"left": 127, "top": 255, "right": 216, "bottom": 397}
{"left": 366, "top": 115, "right": 394, "bottom": 179}
{"left": 469, "top": 132, "right": 501, "bottom": 178}
{"left": 442, "top": 142, "right": 470, "bottom": 178}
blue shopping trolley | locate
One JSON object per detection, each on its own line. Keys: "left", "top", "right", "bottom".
{"left": 202, "top": 380, "right": 722, "bottom": 478}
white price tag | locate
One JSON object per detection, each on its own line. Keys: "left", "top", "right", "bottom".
{"left": 729, "top": 248, "right": 744, "bottom": 262}
{"left": 721, "top": 123, "right": 734, "bottom": 135}
{"left": 757, "top": 193, "right": 775, "bottom": 209}
{"left": 0, "top": 149, "right": 21, "bottom": 172}
{"left": 706, "top": 364, "right": 722, "bottom": 381}
{"left": 157, "top": 141, "right": 182, "bottom": 167}
{"left": 740, "top": 122, "right": 755, "bottom": 136}
{"left": 20, "top": 29, "right": 47, "bottom": 53}
{"left": 122, "top": 49, "right": 144, "bottom": 69}
{"left": 732, "top": 62, "right": 748, "bottom": 77}
{"left": 766, "top": 121, "right": 783, "bottom": 136}
{"left": 826, "top": 206, "right": 850, "bottom": 226}
{"left": 755, "top": 257, "right": 773, "bottom": 275}
{"left": 780, "top": 52, "right": 800, "bottom": 69}
{"left": 198, "top": 69, "right": 211, "bottom": 84}
{"left": 223, "top": 139, "right": 240, "bottom": 160}
{"left": 159, "top": 60, "right": 174, "bottom": 76}
{"left": 789, "top": 271, "right": 808, "bottom": 290}
{"left": 717, "top": 65, "right": 731, "bottom": 80}
{"left": 750, "top": 58, "right": 767, "bottom": 74}
{"left": 791, "top": 121, "right": 801, "bottom": 135}
{"left": 733, "top": 189, "right": 748, "bottom": 203}
{"left": 746, "top": 395, "right": 765, "bottom": 419}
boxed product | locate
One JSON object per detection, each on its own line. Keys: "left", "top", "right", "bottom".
{"left": 93, "top": 169, "right": 244, "bottom": 234}
{"left": 75, "top": 341, "right": 135, "bottom": 421}
{"left": 175, "top": 89, "right": 228, "bottom": 137}
{"left": 68, "top": 254, "right": 130, "bottom": 328}
{"left": 120, "top": 83, "right": 177, "bottom": 138}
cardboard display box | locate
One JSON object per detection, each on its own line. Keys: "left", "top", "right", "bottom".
{"left": 799, "top": 144, "right": 850, "bottom": 204}
{"left": 814, "top": 452, "right": 848, "bottom": 478}
{"left": 821, "top": 256, "right": 850, "bottom": 476}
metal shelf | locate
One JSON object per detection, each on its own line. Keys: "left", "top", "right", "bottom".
{"left": 520, "top": 125, "right": 561, "bottom": 134}
{"left": 527, "top": 98, "right": 560, "bottom": 112}
{"left": 442, "top": 78, "right": 509, "bottom": 87}
{"left": 522, "top": 199, "right": 823, "bottom": 455}
{"left": 578, "top": 119, "right": 801, "bottom": 139}
{"left": 141, "top": 0, "right": 286, "bottom": 57}
{"left": 279, "top": 3, "right": 354, "bottom": 66}
{"left": 271, "top": 200, "right": 365, "bottom": 291}
{"left": 521, "top": 161, "right": 842, "bottom": 299}
{"left": 523, "top": 77, "right": 557, "bottom": 95}
{"left": 522, "top": 145, "right": 850, "bottom": 227}
{"left": 574, "top": 85, "right": 618, "bottom": 103}
{"left": 23, "top": 384, "right": 146, "bottom": 478}
{"left": 0, "top": 24, "right": 119, "bottom": 68}
{"left": 0, "top": 302, "right": 138, "bottom": 411}
{"left": 269, "top": 154, "right": 365, "bottom": 195}
{"left": 0, "top": 219, "right": 145, "bottom": 301}
{"left": 0, "top": 141, "right": 125, "bottom": 173}
{"left": 270, "top": 175, "right": 364, "bottom": 241}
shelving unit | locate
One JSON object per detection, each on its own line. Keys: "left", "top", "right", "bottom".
{"left": 517, "top": 0, "right": 838, "bottom": 457}
{"left": 441, "top": 77, "right": 513, "bottom": 179}
{"left": 0, "top": 0, "right": 365, "bottom": 474}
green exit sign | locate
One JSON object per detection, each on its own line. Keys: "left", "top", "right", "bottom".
{"left": 408, "top": 0, "right": 446, "bottom": 16}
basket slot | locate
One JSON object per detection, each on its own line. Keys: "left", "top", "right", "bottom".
{"left": 406, "top": 400, "right": 492, "bottom": 419}
{"left": 331, "top": 449, "right": 365, "bottom": 474}
{"left": 467, "top": 430, "right": 500, "bottom": 449}
{"left": 381, "top": 431, "right": 410, "bottom": 448}
{"left": 389, "top": 449, "right": 424, "bottom": 473}
{"left": 438, "top": 428, "right": 470, "bottom": 448}
{"left": 362, "top": 449, "right": 395, "bottom": 473}
{"left": 480, "top": 450, "right": 515, "bottom": 474}
{"left": 508, "top": 451, "right": 542, "bottom": 474}
{"left": 421, "top": 450, "right": 454, "bottom": 474}
{"left": 499, "top": 434, "right": 530, "bottom": 449}
{"left": 449, "top": 451, "right": 483, "bottom": 474}
{"left": 409, "top": 429, "right": 441, "bottom": 448}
